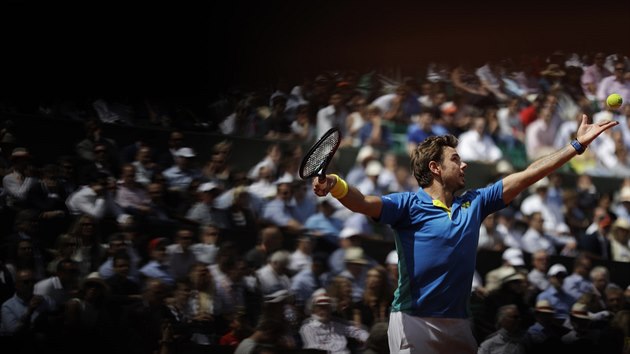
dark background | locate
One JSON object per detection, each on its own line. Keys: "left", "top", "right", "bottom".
{"left": 1, "top": 1, "right": 629, "bottom": 101}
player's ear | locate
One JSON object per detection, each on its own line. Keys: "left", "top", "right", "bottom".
{"left": 428, "top": 161, "right": 440, "bottom": 175}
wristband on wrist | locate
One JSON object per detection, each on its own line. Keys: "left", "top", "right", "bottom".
{"left": 329, "top": 174, "right": 349, "bottom": 199}
{"left": 570, "top": 139, "right": 586, "bottom": 155}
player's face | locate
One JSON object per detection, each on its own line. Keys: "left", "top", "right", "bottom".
{"left": 440, "top": 147, "right": 467, "bottom": 191}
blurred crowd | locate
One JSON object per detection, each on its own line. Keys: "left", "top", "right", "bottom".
{"left": 0, "top": 49, "right": 629, "bottom": 354}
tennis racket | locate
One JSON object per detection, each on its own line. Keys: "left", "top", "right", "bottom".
{"left": 299, "top": 128, "right": 341, "bottom": 182}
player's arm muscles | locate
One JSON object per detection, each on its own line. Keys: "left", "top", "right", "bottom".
{"left": 338, "top": 186, "right": 383, "bottom": 219}
{"left": 502, "top": 145, "right": 576, "bottom": 205}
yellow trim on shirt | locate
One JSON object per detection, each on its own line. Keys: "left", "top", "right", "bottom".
{"left": 432, "top": 199, "right": 451, "bottom": 219}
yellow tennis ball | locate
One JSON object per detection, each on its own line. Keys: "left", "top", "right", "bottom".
{"left": 607, "top": 93, "right": 623, "bottom": 109}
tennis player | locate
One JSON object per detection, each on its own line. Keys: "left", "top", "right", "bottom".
{"left": 312, "top": 114, "right": 617, "bottom": 353}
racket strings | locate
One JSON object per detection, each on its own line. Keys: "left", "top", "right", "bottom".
{"left": 303, "top": 133, "right": 339, "bottom": 176}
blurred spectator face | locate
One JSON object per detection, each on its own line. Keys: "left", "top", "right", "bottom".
{"left": 113, "top": 257, "right": 130, "bottom": 278}
{"left": 121, "top": 165, "right": 136, "bottom": 185}
{"left": 419, "top": 112, "right": 433, "bottom": 130}
{"left": 169, "top": 132, "right": 184, "bottom": 149}
{"left": 366, "top": 268, "right": 384, "bottom": 290}
{"left": 190, "top": 263, "right": 212, "bottom": 289}
{"left": 532, "top": 251, "right": 548, "bottom": 272}
{"left": 137, "top": 147, "right": 152, "bottom": 164}
{"left": 94, "top": 144, "right": 107, "bottom": 162}
{"left": 614, "top": 63, "right": 626, "bottom": 79}
{"left": 606, "top": 288, "right": 625, "bottom": 313}
{"left": 329, "top": 93, "right": 343, "bottom": 108}
{"left": 176, "top": 229, "right": 194, "bottom": 249}
{"left": 58, "top": 261, "right": 80, "bottom": 290}
{"left": 200, "top": 225, "right": 219, "bottom": 244}
{"left": 17, "top": 240, "right": 33, "bottom": 259}
{"left": 15, "top": 269, "right": 36, "bottom": 299}
{"left": 529, "top": 212, "right": 545, "bottom": 233}
{"left": 277, "top": 183, "right": 293, "bottom": 202}
{"left": 500, "top": 306, "right": 521, "bottom": 333}
{"left": 313, "top": 303, "right": 332, "bottom": 323}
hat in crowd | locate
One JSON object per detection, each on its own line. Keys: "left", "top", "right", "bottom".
{"left": 540, "top": 63, "right": 566, "bottom": 77}
{"left": 116, "top": 213, "right": 133, "bottom": 225}
{"left": 385, "top": 250, "right": 398, "bottom": 265}
{"left": 274, "top": 175, "right": 294, "bottom": 186}
{"left": 502, "top": 248, "right": 525, "bottom": 267}
{"left": 500, "top": 268, "right": 526, "bottom": 285}
{"left": 264, "top": 289, "right": 290, "bottom": 304}
{"left": 198, "top": 181, "right": 220, "bottom": 193}
{"left": 535, "top": 299, "right": 556, "bottom": 314}
{"left": 175, "top": 147, "right": 196, "bottom": 158}
{"left": 547, "top": 263, "right": 568, "bottom": 277}
{"left": 619, "top": 187, "right": 630, "bottom": 203}
{"left": 10, "top": 147, "right": 30, "bottom": 159}
{"left": 528, "top": 177, "right": 549, "bottom": 193}
{"left": 148, "top": 237, "right": 169, "bottom": 252}
{"left": 570, "top": 302, "right": 591, "bottom": 320}
{"left": 365, "top": 160, "right": 383, "bottom": 176}
{"left": 311, "top": 289, "right": 333, "bottom": 307}
{"left": 339, "top": 227, "right": 362, "bottom": 239}
{"left": 612, "top": 218, "right": 630, "bottom": 231}
{"left": 555, "top": 223, "right": 571, "bottom": 235}
{"left": 495, "top": 160, "right": 515, "bottom": 175}
{"left": 356, "top": 145, "right": 379, "bottom": 164}
{"left": 440, "top": 101, "right": 457, "bottom": 115}
{"left": 344, "top": 247, "right": 368, "bottom": 265}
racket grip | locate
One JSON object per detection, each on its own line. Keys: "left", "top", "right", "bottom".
{"left": 318, "top": 174, "right": 326, "bottom": 183}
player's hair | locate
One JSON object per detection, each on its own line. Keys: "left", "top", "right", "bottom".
{"left": 410, "top": 134, "right": 458, "bottom": 187}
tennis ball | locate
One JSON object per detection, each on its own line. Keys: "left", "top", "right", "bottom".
{"left": 607, "top": 93, "right": 623, "bottom": 109}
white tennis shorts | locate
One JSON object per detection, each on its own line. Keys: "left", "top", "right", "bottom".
{"left": 388, "top": 312, "right": 477, "bottom": 354}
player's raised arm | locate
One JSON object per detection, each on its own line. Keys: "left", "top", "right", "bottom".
{"left": 502, "top": 114, "right": 618, "bottom": 204}
{"left": 312, "top": 174, "right": 383, "bottom": 219}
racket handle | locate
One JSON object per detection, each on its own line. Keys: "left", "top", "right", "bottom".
{"left": 318, "top": 174, "right": 326, "bottom": 183}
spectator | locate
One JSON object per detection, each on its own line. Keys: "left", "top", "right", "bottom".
{"left": 610, "top": 218, "right": 630, "bottom": 262}
{"left": 139, "top": 238, "right": 174, "bottom": 286}
{"left": 372, "top": 84, "right": 421, "bottom": 124}
{"left": 528, "top": 250, "right": 551, "bottom": 293}
{"left": 166, "top": 227, "right": 197, "bottom": 281}
{"left": 65, "top": 173, "right": 109, "bottom": 220}
{"left": 299, "top": 289, "right": 369, "bottom": 354}
{"left": 477, "top": 304, "right": 526, "bottom": 354}
{"left": 157, "top": 130, "right": 185, "bottom": 170}
{"left": 288, "top": 235, "right": 312, "bottom": 275}
{"left": 358, "top": 105, "right": 392, "bottom": 150}
{"left": 261, "top": 176, "right": 303, "bottom": 234}
{"left": 290, "top": 253, "right": 330, "bottom": 311}
{"left": 190, "top": 223, "right": 220, "bottom": 265}
{"left": 303, "top": 196, "right": 344, "bottom": 248}
{"left": 162, "top": 147, "right": 201, "bottom": 192}
{"left": 33, "top": 258, "right": 80, "bottom": 312}
{"left": 581, "top": 52, "right": 612, "bottom": 101}
{"left": 131, "top": 146, "right": 157, "bottom": 186}
{"left": 235, "top": 317, "right": 287, "bottom": 354}
{"left": 338, "top": 247, "right": 369, "bottom": 304}
{"left": 0, "top": 268, "right": 53, "bottom": 346}
{"left": 245, "top": 225, "right": 284, "bottom": 270}
{"left": 485, "top": 247, "right": 526, "bottom": 293}
{"left": 563, "top": 254, "right": 595, "bottom": 302}
{"left": 523, "top": 299, "right": 567, "bottom": 351}
{"left": 115, "top": 164, "right": 152, "bottom": 217}
{"left": 256, "top": 250, "right": 291, "bottom": 296}
{"left": 536, "top": 263, "right": 573, "bottom": 320}
{"left": 3, "top": 147, "right": 37, "bottom": 210}
{"left": 185, "top": 181, "right": 228, "bottom": 230}
{"left": 456, "top": 117, "right": 503, "bottom": 163}
{"left": 26, "top": 164, "right": 69, "bottom": 249}
{"left": 316, "top": 91, "right": 349, "bottom": 139}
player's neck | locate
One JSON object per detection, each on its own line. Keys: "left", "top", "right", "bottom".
{"left": 424, "top": 185, "right": 454, "bottom": 208}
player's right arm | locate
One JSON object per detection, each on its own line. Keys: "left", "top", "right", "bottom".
{"left": 313, "top": 175, "right": 383, "bottom": 219}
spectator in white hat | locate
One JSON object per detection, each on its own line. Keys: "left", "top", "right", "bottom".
{"left": 485, "top": 247, "right": 526, "bottom": 292}
{"left": 536, "top": 263, "right": 573, "bottom": 320}
{"left": 328, "top": 227, "right": 364, "bottom": 275}
{"left": 185, "top": 181, "right": 228, "bottom": 229}
{"left": 356, "top": 160, "right": 385, "bottom": 196}
{"left": 162, "top": 147, "right": 201, "bottom": 192}
{"left": 339, "top": 247, "right": 369, "bottom": 303}
{"left": 612, "top": 186, "right": 630, "bottom": 223}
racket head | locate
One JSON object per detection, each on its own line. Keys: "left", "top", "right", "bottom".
{"left": 299, "top": 128, "right": 341, "bottom": 180}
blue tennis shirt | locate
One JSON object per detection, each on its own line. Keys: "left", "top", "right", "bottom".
{"left": 379, "top": 180, "right": 505, "bottom": 318}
